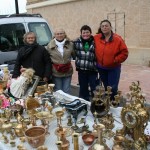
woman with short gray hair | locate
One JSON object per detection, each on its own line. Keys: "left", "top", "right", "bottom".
{"left": 47, "top": 28, "right": 74, "bottom": 93}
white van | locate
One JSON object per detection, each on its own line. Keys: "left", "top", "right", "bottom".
{"left": 0, "top": 14, "right": 52, "bottom": 71}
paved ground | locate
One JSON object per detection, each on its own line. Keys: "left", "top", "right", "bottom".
{"left": 71, "top": 61, "right": 150, "bottom": 103}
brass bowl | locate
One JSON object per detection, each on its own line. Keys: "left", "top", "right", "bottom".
{"left": 36, "top": 111, "right": 53, "bottom": 119}
{"left": 82, "top": 134, "right": 95, "bottom": 145}
{"left": 55, "top": 111, "right": 64, "bottom": 118}
{"left": 24, "top": 126, "right": 46, "bottom": 148}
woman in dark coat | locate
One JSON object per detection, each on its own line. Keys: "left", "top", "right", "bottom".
{"left": 12, "top": 32, "right": 52, "bottom": 82}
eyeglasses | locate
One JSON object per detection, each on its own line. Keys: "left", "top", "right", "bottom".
{"left": 55, "top": 32, "right": 65, "bottom": 36}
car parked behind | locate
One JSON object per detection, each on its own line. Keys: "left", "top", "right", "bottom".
{"left": 0, "top": 14, "right": 53, "bottom": 71}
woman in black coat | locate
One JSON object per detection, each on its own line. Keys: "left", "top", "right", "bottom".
{"left": 12, "top": 32, "right": 52, "bottom": 82}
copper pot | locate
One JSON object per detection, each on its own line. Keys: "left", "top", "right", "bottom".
{"left": 24, "top": 126, "right": 46, "bottom": 148}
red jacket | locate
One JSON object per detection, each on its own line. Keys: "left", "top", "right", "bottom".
{"left": 94, "top": 33, "right": 128, "bottom": 68}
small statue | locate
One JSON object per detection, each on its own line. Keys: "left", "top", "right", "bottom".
{"left": 67, "top": 116, "right": 72, "bottom": 126}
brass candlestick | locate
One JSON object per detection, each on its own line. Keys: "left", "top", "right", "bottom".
{"left": 73, "top": 133, "right": 79, "bottom": 150}
{"left": 47, "top": 105, "right": 53, "bottom": 115}
{"left": 112, "top": 135, "right": 125, "bottom": 150}
{"left": 97, "top": 124, "right": 105, "bottom": 145}
{"left": 91, "top": 124, "right": 108, "bottom": 150}
{"left": 98, "top": 113, "right": 115, "bottom": 139}
{"left": 55, "top": 110, "right": 64, "bottom": 127}
{"left": 93, "top": 111, "right": 98, "bottom": 130}
{"left": 80, "top": 116, "right": 89, "bottom": 132}
{"left": 59, "top": 132, "right": 69, "bottom": 150}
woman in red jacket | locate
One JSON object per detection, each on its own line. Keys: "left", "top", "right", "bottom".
{"left": 94, "top": 19, "right": 128, "bottom": 101}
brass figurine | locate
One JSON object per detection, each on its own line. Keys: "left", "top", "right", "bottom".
{"left": 67, "top": 115, "right": 72, "bottom": 126}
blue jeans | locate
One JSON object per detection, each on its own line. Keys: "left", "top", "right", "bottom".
{"left": 53, "top": 76, "right": 72, "bottom": 93}
{"left": 78, "top": 70, "right": 98, "bottom": 101}
{"left": 98, "top": 66, "right": 121, "bottom": 100}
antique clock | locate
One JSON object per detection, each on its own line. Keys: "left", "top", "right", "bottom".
{"left": 120, "top": 81, "right": 149, "bottom": 149}
{"left": 121, "top": 108, "right": 137, "bottom": 129}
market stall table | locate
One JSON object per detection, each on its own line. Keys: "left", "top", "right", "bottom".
{"left": 0, "top": 90, "right": 150, "bottom": 150}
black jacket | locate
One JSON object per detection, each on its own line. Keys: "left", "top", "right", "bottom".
{"left": 12, "top": 44, "right": 52, "bottom": 79}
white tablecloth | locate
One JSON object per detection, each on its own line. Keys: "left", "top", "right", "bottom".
{"left": 0, "top": 90, "right": 150, "bottom": 150}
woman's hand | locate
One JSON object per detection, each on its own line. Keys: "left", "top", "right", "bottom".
{"left": 20, "top": 67, "right": 26, "bottom": 73}
{"left": 43, "top": 77, "right": 48, "bottom": 82}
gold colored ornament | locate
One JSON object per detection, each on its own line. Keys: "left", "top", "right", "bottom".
{"left": 119, "top": 81, "right": 149, "bottom": 149}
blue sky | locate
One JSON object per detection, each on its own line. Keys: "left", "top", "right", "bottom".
{"left": 0, "top": 0, "right": 26, "bottom": 15}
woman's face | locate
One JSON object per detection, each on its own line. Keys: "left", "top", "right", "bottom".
{"left": 81, "top": 30, "right": 91, "bottom": 40}
{"left": 26, "top": 34, "right": 36, "bottom": 44}
{"left": 55, "top": 29, "right": 66, "bottom": 41}
{"left": 100, "top": 22, "right": 112, "bottom": 35}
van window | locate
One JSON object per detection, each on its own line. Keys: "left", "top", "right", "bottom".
{"left": 0, "top": 23, "right": 25, "bottom": 52}
{"left": 28, "top": 22, "right": 52, "bottom": 46}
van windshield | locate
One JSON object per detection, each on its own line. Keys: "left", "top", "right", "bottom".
{"left": 28, "top": 22, "right": 52, "bottom": 46}
{"left": 0, "top": 23, "right": 25, "bottom": 52}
